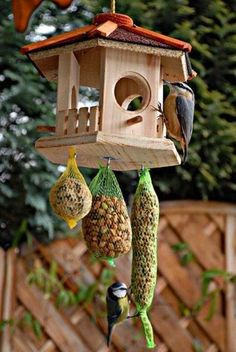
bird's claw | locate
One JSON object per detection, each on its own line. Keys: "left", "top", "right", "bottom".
{"left": 127, "top": 312, "right": 140, "bottom": 319}
{"left": 157, "top": 101, "right": 163, "bottom": 113}
{"left": 151, "top": 102, "right": 164, "bottom": 120}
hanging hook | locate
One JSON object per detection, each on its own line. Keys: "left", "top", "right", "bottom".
{"left": 107, "top": 157, "right": 111, "bottom": 168}
{"left": 138, "top": 164, "right": 145, "bottom": 176}
{"left": 102, "top": 156, "right": 112, "bottom": 168}
{"left": 111, "top": 0, "right": 116, "bottom": 13}
{"left": 69, "top": 146, "right": 77, "bottom": 159}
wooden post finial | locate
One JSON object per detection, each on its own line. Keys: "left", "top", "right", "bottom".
{"left": 111, "top": 0, "right": 116, "bottom": 13}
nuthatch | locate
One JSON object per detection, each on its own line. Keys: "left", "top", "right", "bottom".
{"left": 162, "top": 81, "right": 195, "bottom": 163}
{"left": 106, "top": 282, "right": 129, "bottom": 347}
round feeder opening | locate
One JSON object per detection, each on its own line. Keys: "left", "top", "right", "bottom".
{"left": 114, "top": 74, "right": 150, "bottom": 113}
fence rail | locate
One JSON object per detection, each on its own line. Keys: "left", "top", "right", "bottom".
{"left": 0, "top": 201, "right": 235, "bottom": 352}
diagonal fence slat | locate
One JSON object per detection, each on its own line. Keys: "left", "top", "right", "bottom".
{"left": 166, "top": 214, "right": 225, "bottom": 270}
{"left": 17, "top": 260, "right": 89, "bottom": 352}
{"left": 151, "top": 296, "right": 193, "bottom": 352}
{"left": 7, "top": 201, "right": 236, "bottom": 351}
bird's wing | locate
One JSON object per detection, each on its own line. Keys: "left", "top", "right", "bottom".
{"left": 176, "top": 95, "right": 194, "bottom": 144}
{"left": 106, "top": 295, "right": 122, "bottom": 326}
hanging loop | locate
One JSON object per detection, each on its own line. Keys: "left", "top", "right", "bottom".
{"left": 111, "top": 0, "right": 116, "bottom": 13}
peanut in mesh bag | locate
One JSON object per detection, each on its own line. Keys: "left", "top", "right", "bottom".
{"left": 82, "top": 165, "right": 132, "bottom": 266}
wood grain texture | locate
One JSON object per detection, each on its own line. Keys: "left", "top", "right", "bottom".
{"left": 0, "top": 249, "right": 17, "bottom": 352}
{"left": 0, "top": 248, "right": 5, "bottom": 320}
{"left": 99, "top": 47, "right": 161, "bottom": 138}
{"left": 27, "top": 39, "right": 188, "bottom": 84}
{"left": 5, "top": 201, "right": 236, "bottom": 351}
{"left": 56, "top": 52, "right": 80, "bottom": 112}
{"left": 167, "top": 214, "right": 225, "bottom": 269}
{"left": 35, "top": 132, "right": 181, "bottom": 170}
{"left": 89, "top": 106, "right": 100, "bottom": 132}
{"left": 225, "top": 215, "right": 236, "bottom": 352}
{"left": 151, "top": 296, "right": 193, "bottom": 352}
{"left": 17, "top": 260, "right": 89, "bottom": 352}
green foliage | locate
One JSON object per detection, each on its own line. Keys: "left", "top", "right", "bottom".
{"left": 0, "top": 0, "right": 235, "bottom": 247}
{"left": 180, "top": 268, "right": 236, "bottom": 321}
{"left": 0, "top": 319, "right": 14, "bottom": 331}
{"left": 27, "top": 259, "right": 115, "bottom": 308}
{"left": 27, "top": 260, "right": 75, "bottom": 304}
{"left": 21, "top": 312, "right": 42, "bottom": 340}
{"left": 172, "top": 242, "right": 195, "bottom": 266}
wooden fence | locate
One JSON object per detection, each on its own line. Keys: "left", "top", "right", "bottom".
{"left": 0, "top": 201, "right": 236, "bottom": 352}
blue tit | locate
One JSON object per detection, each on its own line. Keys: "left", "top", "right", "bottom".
{"left": 106, "top": 282, "right": 129, "bottom": 347}
{"left": 163, "top": 81, "right": 195, "bottom": 163}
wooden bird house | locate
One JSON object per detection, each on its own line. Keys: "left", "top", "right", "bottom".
{"left": 21, "top": 13, "right": 195, "bottom": 170}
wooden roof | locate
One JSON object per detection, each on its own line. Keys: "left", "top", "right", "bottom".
{"left": 21, "top": 12, "right": 192, "bottom": 54}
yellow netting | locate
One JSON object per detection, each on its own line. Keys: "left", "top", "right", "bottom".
{"left": 50, "top": 147, "right": 92, "bottom": 229}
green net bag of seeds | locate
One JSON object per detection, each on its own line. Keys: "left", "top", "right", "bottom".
{"left": 131, "top": 168, "right": 159, "bottom": 349}
{"left": 50, "top": 147, "right": 92, "bottom": 229}
{"left": 82, "top": 165, "right": 132, "bottom": 266}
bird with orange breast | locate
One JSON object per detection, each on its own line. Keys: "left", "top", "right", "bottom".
{"left": 162, "top": 81, "right": 195, "bottom": 163}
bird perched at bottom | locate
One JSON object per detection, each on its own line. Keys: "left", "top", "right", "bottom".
{"left": 106, "top": 282, "right": 129, "bottom": 347}
{"left": 162, "top": 81, "right": 195, "bottom": 163}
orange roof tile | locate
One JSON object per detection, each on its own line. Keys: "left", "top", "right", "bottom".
{"left": 21, "top": 25, "right": 96, "bottom": 54}
{"left": 21, "top": 13, "right": 192, "bottom": 54}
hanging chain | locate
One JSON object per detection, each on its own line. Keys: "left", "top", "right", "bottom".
{"left": 111, "top": 0, "right": 116, "bottom": 13}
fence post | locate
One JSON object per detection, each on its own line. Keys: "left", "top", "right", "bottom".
{"left": 0, "top": 248, "right": 17, "bottom": 352}
{"left": 225, "top": 215, "right": 236, "bottom": 352}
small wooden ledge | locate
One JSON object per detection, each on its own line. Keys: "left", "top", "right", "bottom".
{"left": 35, "top": 132, "right": 181, "bottom": 170}
{"left": 37, "top": 126, "right": 56, "bottom": 133}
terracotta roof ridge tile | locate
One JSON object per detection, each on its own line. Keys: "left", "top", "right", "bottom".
{"left": 87, "top": 20, "right": 118, "bottom": 38}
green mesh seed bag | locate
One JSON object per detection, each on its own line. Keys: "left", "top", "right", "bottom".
{"left": 50, "top": 147, "right": 92, "bottom": 229}
{"left": 82, "top": 166, "right": 132, "bottom": 266}
{"left": 131, "top": 168, "right": 159, "bottom": 349}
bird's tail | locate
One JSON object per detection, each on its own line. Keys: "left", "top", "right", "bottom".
{"left": 182, "top": 144, "right": 188, "bottom": 164}
{"left": 107, "top": 324, "right": 114, "bottom": 347}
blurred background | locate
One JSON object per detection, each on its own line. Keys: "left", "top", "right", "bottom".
{"left": 0, "top": 1, "right": 236, "bottom": 351}
{"left": 0, "top": 0, "right": 235, "bottom": 247}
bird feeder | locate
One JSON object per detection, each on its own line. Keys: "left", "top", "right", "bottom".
{"left": 21, "top": 12, "right": 194, "bottom": 170}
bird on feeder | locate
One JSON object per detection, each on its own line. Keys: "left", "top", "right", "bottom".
{"left": 158, "top": 81, "right": 195, "bottom": 163}
{"left": 106, "top": 282, "right": 129, "bottom": 346}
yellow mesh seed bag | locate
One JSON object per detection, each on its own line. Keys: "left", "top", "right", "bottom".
{"left": 50, "top": 147, "right": 92, "bottom": 229}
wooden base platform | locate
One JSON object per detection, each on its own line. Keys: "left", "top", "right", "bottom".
{"left": 35, "top": 132, "right": 181, "bottom": 170}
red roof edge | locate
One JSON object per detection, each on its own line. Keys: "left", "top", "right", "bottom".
{"left": 20, "top": 24, "right": 96, "bottom": 54}
{"left": 20, "top": 12, "right": 192, "bottom": 55}
{"left": 122, "top": 25, "right": 192, "bottom": 52}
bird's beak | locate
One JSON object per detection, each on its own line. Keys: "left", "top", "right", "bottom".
{"left": 127, "top": 287, "right": 132, "bottom": 298}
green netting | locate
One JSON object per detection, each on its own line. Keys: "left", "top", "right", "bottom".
{"left": 131, "top": 168, "right": 159, "bottom": 349}
{"left": 82, "top": 165, "right": 132, "bottom": 267}
{"left": 89, "top": 166, "right": 123, "bottom": 199}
